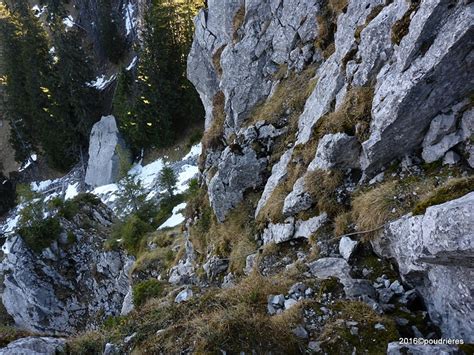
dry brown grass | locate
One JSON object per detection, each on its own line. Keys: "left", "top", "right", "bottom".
{"left": 229, "top": 237, "right": 257, "bottom": 275}
{"left": 212, "top": 45, "right": 225, "bottom": 77}
{"left": 304, "top": 169, "right": 346, "bottom": 217}
{"left": 232, "top": 6, "right": 246, "bottom": 43}
{"left": 316, "top": 86, "right": 374, "bottom": 141}
{"left": 328, "top": 0, "right": 349, "bottom": 13}
{"left": 334, "top": 211, "right": 353, "bottom": 236}
{"left": 318, "top": 301, "right": 398, "bottom": 354}
{"left": 351, "top": 180, "right": 399, "bottom": 235}
{"left": 248, "top": 65, "right": 318, "bottom": 127}
{"left": 412, "top": 176, "right": 474, "bottom": 215}
{"left": 314, "top": 0, "right": 347, "bottom": 58}
{"left": 391, "top": 0, "right": 420, "bottom": 45}
{"left": 127, "top": 272, "right": 303, "bottom": 353}
{"left": 189, "top": 192, "right": 259, "bottom": 270}
{"left": 202, "top": 91, "right": 226, "bottom": 151}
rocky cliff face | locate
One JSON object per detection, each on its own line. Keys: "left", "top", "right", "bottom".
{"left": 372, "top": 192, "right": 474, "bottom": 342}
{"left": 187, "top": 0, "right": 473, "bottom": 347}
{"left": 0, "top": 201, "right": 133, "bottom": 335}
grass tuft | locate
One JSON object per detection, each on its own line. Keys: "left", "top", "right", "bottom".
{"left": 202, "top": 91, "right": 226, "bottom": 151}
{"left": 412, "top": 176, "right": 474, "bottom": 215}
{"left": 391, "top": 0, "right": 420, "bottom": 45}
{"left": 304, "top": 169, "right": 346, "bottom": 217}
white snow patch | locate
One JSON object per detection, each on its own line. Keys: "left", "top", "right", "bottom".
{"left": 2, "top": 215, "right": 19, "bottom": 235}
{"left": 158, "top": 203, "right": 187, "bottom": 229}
{"left": 124, "top": 3, "right": 136, "bottom": 35}
{"left": 176, "top": 165, "right": 199, "bottom": 193}
{"left": 92, "top": 183, "right": 119, "bottom": 205}
{"left": 87, "top": 74, "right": 116, "bottom": 90}
{"left": 183, "top": 143, "right": 202, "bottom": 160}
{"left": 126, "top": 56, "right": 138, "bottom": 71}
{"left": 31, "top": 179, "right": 55, "bottom": 192}
{"left": 65, "top": 183, "right": 79, "bottom": 200}
{"left": 18, "top": 153, "right": 38, "bottom": 172}
{"left": 130, "top": 159, "right": 164, "bottom": 189}
{"left": 32, "top": 5, "right": 47, "bottom": 17}
{"left": 63, "top": 16, "right": 75, "bottom": 28}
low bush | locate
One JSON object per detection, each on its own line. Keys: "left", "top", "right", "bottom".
{"left": 18, "top": 217, "right": 62, "bottom": 253}
{"left": 0, "top": 326, "right": 31, "bottom": 347}
{"left": 66, "top": 331, "right": 105, "bottom": 355}
{"left": 111, "top": 214, "right": 153, "bottom": 256}
{"left": 132, "top": 279, "right": 165, "bottom": 307}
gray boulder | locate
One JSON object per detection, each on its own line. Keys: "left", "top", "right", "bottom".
{"left": 361, "top": 0, "right": 473, "bottom": 174}
{"left": 0, "top": 337, "right": 66, "bottom": 355}
{"left": 85, "top": 115, "right": 129, "bottom": 187}
{"left": 262, "top": 218, "right": 295, "bottom": 245}
{"left": 203, "top": 256, "right": 229, "bottom": 279}
{"left": 308, "top": 257, "right": 352, "bottom": 284}
{"left": 422, "top": 132, "right": 463, "bottom": 163}
{"left": 308, "top": 133, "right": 361, "bottom": 171}
{"left": 294, "top": 214, "right": 328, "bottom": 239}
{"left": 339, "top": 236, "right": 358, "bottom": 261}
{"left": 255, "top": 148, "right": 294, "bottom": 218}
{"left": 372, "top": 192, "right": 474, "bottom": 341}
{"left": 422, "top": 113, "right": 458, "bottom": 147}
{"left": 282, "top": 176, "right": 313, "bottom": 217}
{"left": 208, "top": 146, "right": 266, "bottom": 222}
{"left": 262, "top": 214, "right": 327, "bottom": 244}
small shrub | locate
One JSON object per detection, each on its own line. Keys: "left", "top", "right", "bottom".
{"left": 158, "top": 166, "right": 177, "bottom": 197}
{"left": 132, "top": 279, "right": 165, "bottom": 307}
{"left": 112, "top": 214, "right": 153, "bottom": 256}
{"left": 15, "top": 183, "right": 38, "bottom": 204}
{"left": 57, "top": 193, "right": 101, "bottom": 220}
{"left": 18, "top": 217, "right": 62, "bottom": 253}
{"left": 412, "top": 176, "right": 474, "bottom": 215}
{"left": 0, "top": 326, "right": 31, "bottom": 347}
{"left": 67, "top": 331, "right": 105, "bottom": 355}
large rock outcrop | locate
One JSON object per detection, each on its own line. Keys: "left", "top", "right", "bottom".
{"left": 0, "top": 202, "right": 133, "bottom": 335}
{"left": 85, "top": 115, "right": 129, "bottom": 188}
{"left": 0, "top": 337, "right": 66, "bottom": 355}
{"left": 187, "top": 0, "right": 473, "bottom": 346}
{"left": 372, "top": 192, "right": 474, "bottom": 342}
